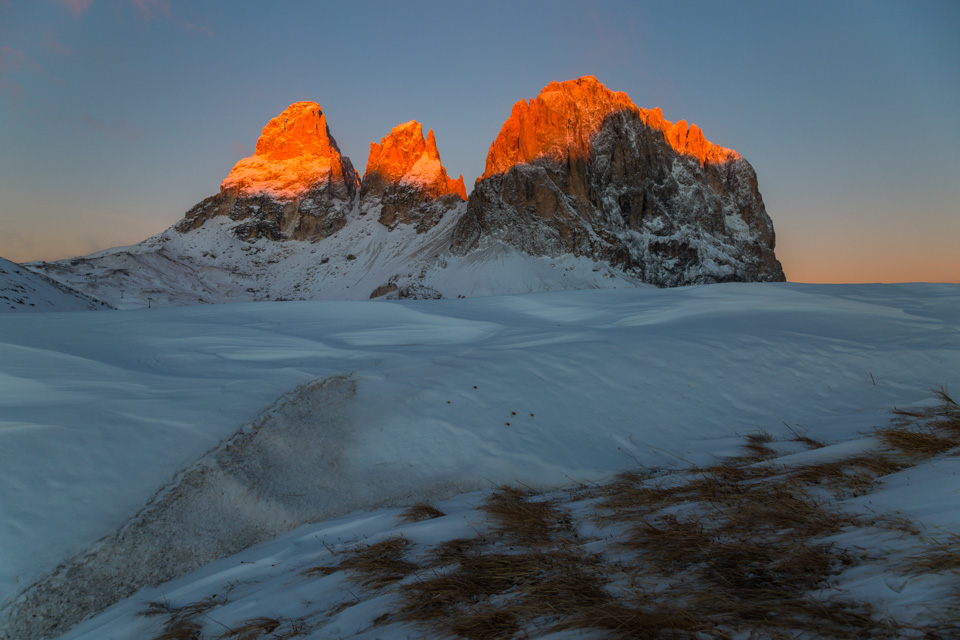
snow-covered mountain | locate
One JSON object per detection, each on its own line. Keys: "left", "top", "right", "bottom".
{"left": 27, "top": 77, "right": 783, "bottom": 308}
{"left": 0, "top": 257, "right": 111, "bottom": 312}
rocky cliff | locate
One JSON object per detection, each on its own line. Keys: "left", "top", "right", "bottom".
{"left": 452, "top": 76, "right": 784, "bottom": 286}
{"left": 360, "top": 121, "right": 466, "bottom": 233}
{"left": 31, "top": 78, "right": 785, "bottom": 307}
{"left": 177, "top": 101, "right": 360, "bottom": 242}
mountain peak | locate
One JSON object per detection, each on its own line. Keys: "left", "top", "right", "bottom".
{"left": 363, "top": 120, "right": 466, "bottom": 200}
{"left": 220, "top": 101, "right": 358, "bottom": 201}
{"left": 482, "top": 76, "right": 738, "bottom": 179}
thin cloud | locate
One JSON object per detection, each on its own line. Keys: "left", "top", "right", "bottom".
{"left": 58, "top": 0, "right": 94, "bottom": 18}
{"left": 133, "top": 0, "right": 170, "bottom": 21}
{"left": 131, "top": 0, "right": 212, "bottom": 36}
{"left": 43, "top": 32, "right": 73, "bottom": 57}
{"left": 0, "top": 46, "right": 38, "bottom": 73}
{"left": 82, "top": 115, "right": 141, "bottom": 141}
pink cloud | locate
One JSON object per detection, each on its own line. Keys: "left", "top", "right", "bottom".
{"left": 0, "top": 46, "right": 44, "bottom": 80}
{"left": 133, "top": 0, "right": 170, "bottom": 21}
{"left": 43, "top": 32, "right": 73, "bottom": 56}
{"left": 58, "top": 0, "right": 94, "bottom": 17}
{"left": 129, "top": 0, "right": 212, "bottom": 36}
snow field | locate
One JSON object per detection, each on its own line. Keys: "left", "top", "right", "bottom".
{"left": 0, "top": 282, "right": 958, "bottom": 637}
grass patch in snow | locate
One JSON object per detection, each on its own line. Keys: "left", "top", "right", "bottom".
{"left": 398, "top": 503, "right": 446, "bottom": 523}
{"left": 133, "top": 389, "right": 960, "bottom": 640}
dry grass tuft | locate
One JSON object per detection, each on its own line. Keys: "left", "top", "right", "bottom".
{"left": 215, "top": 617, "right": 280, "bottom": 639}
{"left": 558, "top": 602, "right": 708, "bottom": 639}
{"left": 793, "top": 434, "right": 826, "bottom": 449}
{"left": 878, "top": 427, "right": 957, "bottom": 457}
{"left": 447, "top": 606, "right": 521, "bottom": 640}
{"left": 142, "top": 595, "right": 231, "bottom": 640}
{"left": 151, "top": 617, "right": 204, "bottom": 640}
{"left": 741, "top": 430, "right": 779, "bottom": 460}
{"left": 429, "top": 537, "right": 484, "bottom": 567}
{"left": 790, "top": 453, "right": 907, "bottom": 496}
{"left": 727, "top": 486, "right": 854, "bottom": 537}
{"left": 339, "top": 537, "right": 418, "bottom": 589}
{"left": 481, "top": 486, "right": 567, "bottom": 542}
{"left": 909, "top": 533, "right": 960, "bottom": 574}
{"left": 300, "top": 565, "right": 340, "bottom": 577}
{"left": 399, "top": 503, "right": 446, "bottom": 523}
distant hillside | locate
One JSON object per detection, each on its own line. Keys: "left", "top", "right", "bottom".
{"left": 0, "top": 257, "right": 112, "bottom": 312}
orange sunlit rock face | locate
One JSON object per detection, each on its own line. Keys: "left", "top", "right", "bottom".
{"left": 364, "top": 121, "right": 466, "bottom": 200}
{"left": 481, "top": 76, "right": 739, "bottom": 179}
{"left": 221, "top": 101, "right": 359, "bottom": 201}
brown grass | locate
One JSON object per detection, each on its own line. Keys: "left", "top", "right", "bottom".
{"left": 151, "top": 618, "right": 203, "bottom": 640}
{"left": 447, "top": 605, "right": 521, "bottom": 640}
{"left": 300, "top": 565, "right": 340, "bottom": 577}
{"left": 481, "top": 486, "right": 567, "bottom": 542}
{"left": 142, "top": 595, "right": 230, "bottom": 640}
{"left": 909, "top": 533, "right": 960, "bottom": 574}
{"left": 215, "top": 617, "right": 279, "bottom": 639}
{"left": 878, "top": 427, "right": 957, "bottom": 457}
{"left": 398, "top": 503, "right": 446, "bottom": 523}
{"left": 558, "top": 601, "right": 709, "bottom": 639}
{"left": 741, "top": 430, "right": 778, "bottom": 460}
{"left": 339, "top": 537, "right": 418, "bottom": 589}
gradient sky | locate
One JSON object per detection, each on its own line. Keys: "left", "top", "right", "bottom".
{"left": 1, "top": 0, "right": 957, "bottom": 283}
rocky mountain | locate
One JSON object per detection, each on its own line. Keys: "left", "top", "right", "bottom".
{"left": 452, "top": 76, "right": 784, "bottom": 286}
{"left": 360, "top": 121, "right": 467, "bottom": 233}
{"left": 27, "top": 77, "right": 784, "bottom": 307}
{"left": 177, "top": 101, "right": 361, "bottom": 242}
{"left": 0, "top": 257, "right": 111, "bottom": 312}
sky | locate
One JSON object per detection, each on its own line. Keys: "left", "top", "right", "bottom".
{"left": 0, "top": 0, "right": 957, "bottom": 283}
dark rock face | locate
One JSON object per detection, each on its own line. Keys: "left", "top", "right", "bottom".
{"left": 451, "top": 79, "right": 785, "bottom": 286}
{"left": 176, "top": 171, "right": 359, "bottom": 243}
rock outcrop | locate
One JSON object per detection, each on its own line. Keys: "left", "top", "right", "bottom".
{"left": 453, "top": 76, "right": 785, "bottom": 286}
{"left": 360, "top": 121, "right": 466, "bottom": 233}
{"left": 177, "top": 102, "right": 360, "bottom": 242}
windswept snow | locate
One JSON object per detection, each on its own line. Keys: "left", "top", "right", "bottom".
{"left": 0, "top": 283, "right": 958, "bottom": 638}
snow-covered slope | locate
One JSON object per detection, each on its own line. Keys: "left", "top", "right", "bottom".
{"left": 1, "top": 283, "right": 957, "bottom": 638}
{"left": 0, "top": 257, "right": 110, "bottom": 312}
{"left": 26, "top": 209, "right": 642, "bottom": 309}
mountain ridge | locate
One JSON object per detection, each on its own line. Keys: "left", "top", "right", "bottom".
{"left": 25, "top": 76, "right": 784, "bottom": 308}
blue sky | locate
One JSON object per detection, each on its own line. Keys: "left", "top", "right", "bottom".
{"left": 1, "top": 0, "right": 958, "bottom": 282}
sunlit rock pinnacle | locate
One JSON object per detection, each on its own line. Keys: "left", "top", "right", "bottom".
{"left": 481, "top": 76, "right": 738, "bottom": 180}
{"left": 360, "top": 121, "right": 466, "bottom": 233}
{"left": 178, "top": 102, "right": 359, "bottom": 242}
{"left": 221, "top": 101, "right": 359, "bottom": 201}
